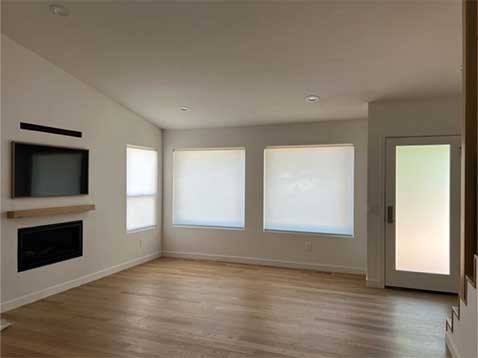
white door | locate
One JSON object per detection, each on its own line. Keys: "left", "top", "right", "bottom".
{"left": 385, "top": 136, "right": 460, "bottom": 293}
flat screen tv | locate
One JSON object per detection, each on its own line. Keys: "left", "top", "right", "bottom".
{"left": 12, "top": 142, "right": 89, "bottom": 198}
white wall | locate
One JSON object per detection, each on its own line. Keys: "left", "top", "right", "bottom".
{"left": 1, "top": 33, "right": 461, "bottom": 315}
{"left": 1, "top": 36, "right": 162, "bottom": 311}
{"left": 446, "top": 279, "right": 477, "bottom": 358}
{"left": 367, "top": 97, "right": 462, "bottom": 288}
{"left": 162, "top": 120, "right": 368, "bottom": 274}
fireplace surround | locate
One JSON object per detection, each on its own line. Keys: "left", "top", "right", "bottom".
{"left": 18, "top": 220, "right": 83, "bottom": 272}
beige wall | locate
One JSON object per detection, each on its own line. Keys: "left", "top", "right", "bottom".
{"left": 1, "top": 36, "right": 162, "bottom": 311}
{"left": 367, "top": 97, "right": 462, "bottom": 288}
{"left": 162, "top": 120, "right": 368, "bottom": 273}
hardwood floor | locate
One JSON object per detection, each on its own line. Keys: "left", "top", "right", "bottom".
{"left": 1, "top": 258, "right": 456, "bottom": 358}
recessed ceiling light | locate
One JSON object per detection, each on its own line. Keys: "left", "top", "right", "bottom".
{"left": 49, "top": 4, "right": 69, "bottom": 17}
{"left": 180, "top": 106, "right": 191, "bottom": 112}
{"left": 305, "top": 95, "right": 320, "bottom": 103}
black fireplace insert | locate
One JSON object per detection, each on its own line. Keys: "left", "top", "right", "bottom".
{"left": 18, "top": 220, "right": 83, "bottom": 272}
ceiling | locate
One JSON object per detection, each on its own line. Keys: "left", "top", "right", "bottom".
{"left": 2, "top": 1, "right": 462, "bottom": 129}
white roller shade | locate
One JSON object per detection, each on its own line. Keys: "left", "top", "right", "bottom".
{"left": 173, "top": 148, "right": 245, "bottom": 228}
{"left": 264, "top": 145, "right": 354, "bottom": 236}
{"left": 127, "top": 146, "right": 158, "bottom": 232}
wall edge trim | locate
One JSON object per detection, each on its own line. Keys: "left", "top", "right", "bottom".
{"left": 445, "top": 331, "right": 463, "bottom": 358}
{"left": 366, "top": 278, "right": 385, "bottom": 288}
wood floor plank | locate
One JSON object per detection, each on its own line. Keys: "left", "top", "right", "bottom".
{"left": 1, "top": 258, "right": 455, "bottom": 357}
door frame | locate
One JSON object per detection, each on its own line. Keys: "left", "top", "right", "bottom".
{"left": 385, "top": 135, "right": 461, "bottom": 293}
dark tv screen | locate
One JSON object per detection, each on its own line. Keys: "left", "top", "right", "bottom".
{"left": 12, "top": 142, "right": 89, "bottom": 198}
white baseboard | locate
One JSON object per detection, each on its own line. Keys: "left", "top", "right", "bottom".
{"left": 162, "top": 250, "right": 364, "bottom": 275}
{"left": 446, "top": 331, "right": 462, "bottom": 358}
{"left": 0, "top": 251, "right": 161, "bottom": 313}
{"left": 366, "top": 278, "right": 384, "bottom": 288}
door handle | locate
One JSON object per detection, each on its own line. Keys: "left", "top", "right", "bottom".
{"left": 387, "top": 205, "right": 394, "bottom": 224}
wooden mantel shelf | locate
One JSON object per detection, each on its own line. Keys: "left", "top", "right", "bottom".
{"left": 6, "top": 204, "right": 95, "bottom": 219}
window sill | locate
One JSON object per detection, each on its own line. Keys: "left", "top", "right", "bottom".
{"left": 263, "top": 228, "right": 354, "bottom": 239}
{"left": 172, "top": 224, "right": 245, "bottom": 231}
{"left": 127, "top": 225, "right": 157, "bottom": 234}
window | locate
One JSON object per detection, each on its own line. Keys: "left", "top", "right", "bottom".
{"left": 264, "top": 145, "right": 354, "bottom": 236}
{"left": 173, "top": 148, "right": 245, "bottom": 228}
{"left": 127, "top": 146, "right": 158, "bottom": 232}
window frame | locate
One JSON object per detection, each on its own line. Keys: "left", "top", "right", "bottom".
{"left": 126, "top": 144, "right": 159, "bottom": 234}
{"left": 262, "top": 144, "right": 355, "bottom": 238}
{"left": 172, "top": 147, "right": 246, "bottom": 230}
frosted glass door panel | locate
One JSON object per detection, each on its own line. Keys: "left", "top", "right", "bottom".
{"left": 395, "top": 145, "right": 450, "bottom": 275}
